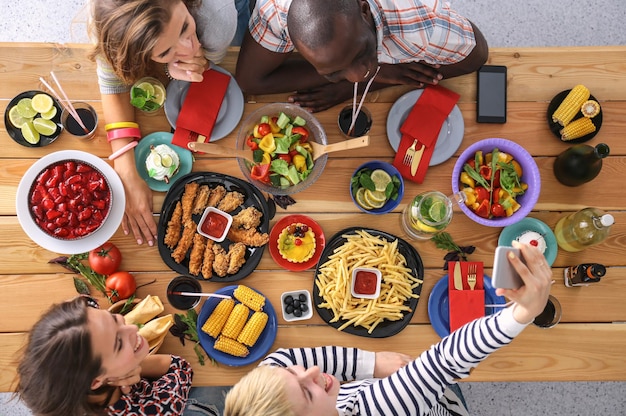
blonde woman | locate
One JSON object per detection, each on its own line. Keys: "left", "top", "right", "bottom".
{"left": 90, "top": 0, "right": 250, "bottom": 247}
{"left": 225, "top": 242, "right": 552, "bottom": 416}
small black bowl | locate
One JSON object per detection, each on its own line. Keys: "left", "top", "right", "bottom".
{"left": 167, "top": 276, "right": 202, "bottom": 310}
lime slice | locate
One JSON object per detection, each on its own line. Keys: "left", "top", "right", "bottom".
{"left": 8, "top": 105, "right": 30, "bottom": 128}
{"left": 355, "top": 187, "right": 373, "bottom": 210}
{"left": 16, "top": 98, "right": 38, "bottom": 118}
{"left": 21, "top": 121, "right": 40, "bottom": 144}
{"left": 32, "top": 118, "right": 58, "bottom": 136}
{"left": 136, "top": 81, "right": 155, "bottom": 97}
{"left": 40, "top": 106, "right": 57, "bottom": 120}
{"left": 428, "top": 201, "right": 447, "bottom": 223}
{"left": 152, "top": 83, "right": 166, "bottom": 106}
{"left": 370, "top": 169, "right": 392, "bottom": 192}
{"left": 161, "top": 154, "right": 173, "bottom": 167}
{"left": 31, "top": 93, "right": 54, "bottom": 114}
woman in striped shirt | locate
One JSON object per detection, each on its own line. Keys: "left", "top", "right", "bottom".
{"left": 224, "top": 242, "right": 552, "bottom": 416}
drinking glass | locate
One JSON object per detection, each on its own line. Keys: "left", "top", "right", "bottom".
{"left": 130, "top": 76, "right": 166, "bottom": 115}
{"left": 401, "top": 191, "right": 463, "bottom": 240}
{"left": 61, "top": 102, "right": 98, "bottom": 140}
{"left": 338, "top": 105, "right": 372, "bottom": 138}
{"left": 533, "top": 295, "right": 562, "bottom": 328}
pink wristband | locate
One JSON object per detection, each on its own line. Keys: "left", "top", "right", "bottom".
{"left": 108, "top": 140, "right": 138, "bottom": 160}
{"left": 106, "top": 127, "right": 142, "bottom": 142}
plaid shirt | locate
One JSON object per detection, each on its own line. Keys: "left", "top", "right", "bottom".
{"left": 249, "top": 0, "right": 476, "bottom": 64}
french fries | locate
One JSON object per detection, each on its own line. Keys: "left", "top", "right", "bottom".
{"left": 315, "top": 230, "right": 422, "bottom": 334}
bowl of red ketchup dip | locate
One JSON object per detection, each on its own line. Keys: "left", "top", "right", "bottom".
{"left": 351, "top": 267, "right": 382, "bottom": 299}
{"left": 196, "top": 207, "right": 233, "bottom": 242}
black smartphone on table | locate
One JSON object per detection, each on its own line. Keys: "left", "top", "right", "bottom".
{"left": 492, "top": 246, "right": 525, "bottom": 289}
{"left": 476, "top": 65, "right": 507, "bottom": 123}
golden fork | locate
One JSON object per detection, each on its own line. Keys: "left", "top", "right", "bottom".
{"left": 467, "top": 264, "right": 477, "bottom": 290}
{"left": 403, "top": 139, "right": 417, "bottom": 166}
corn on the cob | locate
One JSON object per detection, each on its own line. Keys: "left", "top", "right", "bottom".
{"left": 552, "top": 84, "right": 590, "bottom": 126}
{"left": 581, "top": 100, "right": 601, "bottom": 118}
{"left": 237, "top": 311, "right": 268, "bottom": 346}
{"left": 560, "top": 117, "right": 596, "bottom": 141}
{"left": 214, "top": 336, "right": 249, "bottom": 357}
{"left": 201, "top": 298, "right": 235, "bottom": 338}
{"left": 220, "top": 303, "right": 249, "bottom": 339}
{"left": 233, "top": 285, "right": 265, "bottom": 312}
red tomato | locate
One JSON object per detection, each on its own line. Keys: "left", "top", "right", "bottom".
{"left": 105, "top": 271, "right": 137, "bottom": 302}
{"left": 88, "top": 242, "right": 122, "bottom": 275}
{"left": 277, "top": 153, "right": 292, "bottom": 163}
{"left": 257, "top": 123, "right": 272, "bottom": 137}
{"left": 491, "top": 203, "right": 506, "bottom": 217}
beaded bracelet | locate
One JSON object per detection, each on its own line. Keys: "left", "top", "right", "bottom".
{"left": 106, "top": 127, "right": 142, "bottom": 143}
{"left": 164, "top": 63, "right": 173, "bottom": 80}
{"left": 108, "top": 140, "right": 138, "bottom": 161}
{"left": 105, "top": 121, "right": 139, "bottom": 131}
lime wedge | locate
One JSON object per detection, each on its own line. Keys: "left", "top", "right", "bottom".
{"left": 40, "top": 106, "right": 57, "bottom": 120}
{"left": 31, "top": 93, "right": 54, "bottom": 114}
{"left": 8, "top": 105, "right": 30, "bottom": 128}
{"left": 136, "top": 82, "right": 155, "bottom": 97}
{"left": 16, "top": 98, "right": 38, "bottom": 118}
{"left": 21, "top": 121, "right": 40, "bottom": 144}
{"left": 428, "top": 201, "right": 446, "bottom": 223}
{"left": 370, "top": 169, "right": 392, "bottom": 192}
{"left": 152, "top": 83, "right": 166, "bottom": 106}
{"left": 161, "top": 154, "right": 173, "bottom": 167}
{"left": 32, "top": 118, "right": 58, "bottom": 136}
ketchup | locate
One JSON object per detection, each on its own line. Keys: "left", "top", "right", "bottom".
{"left": 354, "top": 270, "right": 378, "bottom": 295}
{"left": 200, "top": 211, "right": 229, "bottom": 238}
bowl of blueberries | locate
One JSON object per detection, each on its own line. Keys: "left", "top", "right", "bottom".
{"left": 281, "top": 289, "right": 312, "bottom": 322}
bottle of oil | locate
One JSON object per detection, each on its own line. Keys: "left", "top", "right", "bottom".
{"left": 553, "top": 143, "right": 610, "bottom": 186}
{"left": 564, "top": 263, "right": 605, "bottom": 287}
{"left": 554, "top": 207, "right": 614, "bottom": 252}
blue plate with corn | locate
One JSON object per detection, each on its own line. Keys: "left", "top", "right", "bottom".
{"left": 197, "top": 284, "right": 277, "bottom": 366}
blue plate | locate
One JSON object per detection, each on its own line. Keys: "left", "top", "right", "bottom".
{"left": 498, "top": 217, "right": 557, "bottom": 266}
{"left": 134, "top": 131, "right": 193, "bottom": 192}
{"left": 197, "top": 285, "right": 277, "bottom": 366}
{"left": 428, "top": 274, "right": 506, "bottom": 338}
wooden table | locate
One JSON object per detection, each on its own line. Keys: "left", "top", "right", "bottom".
{"left": 1, "top": 43, "right": 626, "bottom": 391}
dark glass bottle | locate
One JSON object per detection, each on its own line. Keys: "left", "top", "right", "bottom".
{"left": 564, "top": 263, "right": 606, "bottom": 287}
{"left": 553, "top": 143, "right": 610, "bottom": 186}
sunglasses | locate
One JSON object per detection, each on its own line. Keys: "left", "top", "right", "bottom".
{"left": 79, "top": 294, "right": 100, "bottom": 309}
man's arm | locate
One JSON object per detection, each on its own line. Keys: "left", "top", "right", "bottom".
{"left": 235, "top": 31, "right": 330, "bottom": 95}
{"left": 436, "top": 21, "right": 489, "bottom": 79}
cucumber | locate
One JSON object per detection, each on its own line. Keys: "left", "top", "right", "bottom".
{"left": 276, "top": 112, "right": 291, "bottom": 129}
{"left": 292, "top": 115, "right": 307, "bottom": 126}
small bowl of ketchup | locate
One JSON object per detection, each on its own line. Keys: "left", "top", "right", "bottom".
{"left": 351, "top": 267, "right": 382, "bottom": 299}
{"left": 197, "top": 207, "right": 233, "bottom": 242}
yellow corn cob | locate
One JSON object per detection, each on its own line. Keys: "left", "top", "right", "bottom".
{"left": 237, "top": 311, "right": 268, "bottom": 346}
{"left": 581, "top": 100, "right": 601, "bottom": 118}
{"left": 560, "top": 117, "right": 596, "bottom": 141}
{"left": 220, "top": 303, "right": 249, "bottom": 339}
{"left": 233, "top": 285, "right": 265, "bottom": 312}
{"left": 552, "top": 84, "right": 590, "bottom": 126}
{"left": 201, "top": 298, "right": 235, "bottom": 338}
{"left": 214, "top": 336, "right": 249, "bottom": 357}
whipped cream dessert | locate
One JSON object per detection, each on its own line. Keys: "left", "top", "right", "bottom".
{"left": 146, "top": 144, "right": 180, "bottom": 183}
{"left": 515, "top": 230, "right": 547, "bottom": 254}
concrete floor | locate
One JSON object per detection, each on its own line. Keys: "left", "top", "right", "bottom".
{"left": 1, "top": 1, "right": 625, "bottom": 415}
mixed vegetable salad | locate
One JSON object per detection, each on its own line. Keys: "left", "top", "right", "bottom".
{"left": 459, "top": 148, "right": 528, "bottom": 219}
{"left": 244, "top": 112, "right": 314, "bottom": 188}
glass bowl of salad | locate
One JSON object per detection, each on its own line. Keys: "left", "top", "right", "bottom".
{"left": 236, "top": 103, "right": 328, "bottom": 195}
{"left": 451, "top": 138, "right": 540, "bottom": 227}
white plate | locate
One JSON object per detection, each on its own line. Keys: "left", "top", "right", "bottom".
{"left": 16, "top": 150, "right": 125, "bottom": 254}
{"left": 164, "top": 65, "right": 244, "bottom": 141}
{"left": 386, "top": 89, "right": 464, "bottom": 166}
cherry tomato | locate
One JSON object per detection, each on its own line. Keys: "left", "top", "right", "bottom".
{"left": 88, "top": 242, "right": 122, "bottom": 275}
{"left": 277, "top": 153, "right": 292, "bottom": 163}
{"left": 105, "top": 271, "right": 136, "bottom": 302}
{"left": 257, "top": 123, "right": 272, "bottom": 137}
{"left": 491, "top": 203, "right": 506, "bottom": 217}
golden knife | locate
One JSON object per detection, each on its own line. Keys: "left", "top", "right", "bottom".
{"left": 410, "top": 143, "right": 425, "bottom": 176}
{"left": 453, "top": 261, "right": 463, "bottom": 290}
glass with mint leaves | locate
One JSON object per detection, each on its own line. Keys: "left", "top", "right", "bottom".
{"left": 130, "top": 77, "right": 166, "bottom": 114}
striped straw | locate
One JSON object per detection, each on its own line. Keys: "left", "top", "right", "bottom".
{"left": 348, "top": 65, "right": 380, "bottom": 136}
{"left": 40, "top": 72, "right": 89, "bottom": 133}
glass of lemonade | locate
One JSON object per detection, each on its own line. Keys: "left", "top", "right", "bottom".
{"left": 130, "top": 77, "right": 166, "bottom": 114}
{"left": 402, "top": 191, "right": 454, "bottom": 240}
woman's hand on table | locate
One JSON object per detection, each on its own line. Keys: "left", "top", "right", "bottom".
{"left": 373, "top": 351, "right": 413, "bottom": 378}
{"left": 496, "top": 241, "right": 553, "bottom": 325}
{"left": 118, "top": 168, "right": 157, "bottom": 246}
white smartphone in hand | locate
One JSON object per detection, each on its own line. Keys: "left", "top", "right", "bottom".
{"left": 492, "top": 246, "right": 525, "bottom": 289}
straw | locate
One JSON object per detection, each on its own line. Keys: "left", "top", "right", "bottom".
{"left": 167, "top": 291, "right": 232, "bottom": 299}
{"left": 40, "top": 72, "right": 90, "bottom": 133}
{"left": 348, "top": 65, "right": 380, "bottom": 136}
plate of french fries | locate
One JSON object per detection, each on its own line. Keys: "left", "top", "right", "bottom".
{"left": 196, "top": 284, "right": 277, "bottom": 366}
{"left": 547, "top": 85, "right": 602, "bottom": 143}
{"left": 313, "top": 227, "right": 424, "bottom": 338}
{"left": 157, "top": 172, "right": 273, "bottom": 281}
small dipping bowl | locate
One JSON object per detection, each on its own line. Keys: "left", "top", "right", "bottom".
{"left": 167, "top": 276, "right": 202, "bottom": 310}
{"left": 351, "top": 267, "right": 382, "bottom": 299}
{"left": 197, "top": 207, "right": 233, "bottom": 242}
{"left": 281, "top": 289, "right": 313, "bottom": 322}
{"left": 338, "top": 105, "right": 372, "bottom": 138}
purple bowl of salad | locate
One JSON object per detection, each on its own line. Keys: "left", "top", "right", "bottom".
{"left": 236, "top": 103, "right": 328, "bottom": 195}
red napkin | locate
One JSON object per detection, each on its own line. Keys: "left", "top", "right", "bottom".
{"left": 171, "top": 69, "right": 230, "bottom": 149}
{"left": 392, "top": 85, "right": 460, "bottom": 183}
{"left": 448, "top": 261, "right": 485, "bottom": 333}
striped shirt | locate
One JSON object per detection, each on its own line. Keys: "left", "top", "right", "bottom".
{"left": 260, "top": 306, "right": 527, "bottom": 416}
{"left": 249, "top": 0, "right": 476, "bottom": 65}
